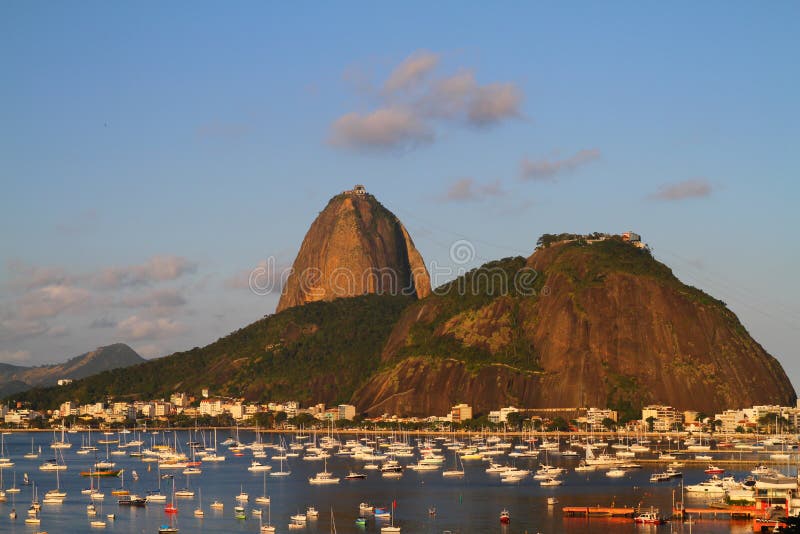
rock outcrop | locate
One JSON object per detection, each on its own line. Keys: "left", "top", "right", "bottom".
{"left": 277, "top": 185, "right": 430, "bottom": 312}
{"left": 352, "top": 238, "right": 795, "bottom": 416}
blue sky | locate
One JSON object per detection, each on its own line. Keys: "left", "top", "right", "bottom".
{"left": 2, "top": 2, "right": 799, "bottom": 395}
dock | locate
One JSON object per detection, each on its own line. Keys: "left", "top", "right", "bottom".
{"left": 673, "top": 505, "right": 758, "bottom": 519}
{"left": 562, "top": 506, "right": 635, "bottom": 517}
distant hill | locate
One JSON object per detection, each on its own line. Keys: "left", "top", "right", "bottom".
{"left": 0, "top": 343, "right": 145, "bottom": 397}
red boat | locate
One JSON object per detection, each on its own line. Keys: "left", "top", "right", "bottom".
{"left": 704, "top": 465, "right": 724, "bottom": 475}
{"left": 500, "top": 509, "right": 510, "bottom": 524}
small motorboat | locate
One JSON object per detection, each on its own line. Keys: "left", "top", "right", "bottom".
{"left": 634, "top": 511, "right": 667, "bottom": 524}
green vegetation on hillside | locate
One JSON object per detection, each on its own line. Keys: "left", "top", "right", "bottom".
{"left": 398, "top": 256, "right": 544, "bottom": 371}
{"left": 9, "top": 294, "right": 413, "bottom": 409}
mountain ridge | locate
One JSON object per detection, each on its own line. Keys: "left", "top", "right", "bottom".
{"left": 0, "top": 343, "right": 145, "bottom": 398}
{"left": 8, "top": 236, "right": 795, "bottom": 418}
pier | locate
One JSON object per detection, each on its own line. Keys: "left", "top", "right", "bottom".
{"left": 673, "top": 505, "right": 758, "bottom": 519}
{"left": 562, "top": 505, "right": 635, "bottom": 517}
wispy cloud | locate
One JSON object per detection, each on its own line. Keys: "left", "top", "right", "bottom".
{"left": 331, "top": 50, "right": 524, "bottom": 151}
{"left": 224, "top": 258, "right": 290, "bottom": 294}
{"left": 0, "top": 318, "right": 48, "bottom": 343}
{"left": 649, "top": 178, "right": 713, "bottom": 201}
{"left": 440, "top": 178, "right": 505, "bottom": 202}
{"left": 15, "top": 284, "right": 92, "bottom": 320}
{"left": 46, "top": 325, "right": 69, "bottom": 337}
{"left": 421, "top": 70, "right": 522, "bottom": 126}
{"left": 329, "top": 108, "right": 434, "bottom": 151}
{"left": 89, "top": 317, "right": 117, "bottom": 329}
{"left": 6, "top": 260, "right": 72, "bottom": 291}
{"left": 520, "top": 149, "right": 601, "bottom": 181}
{"left": 92, "top": 255, "right": 197, "bottom": 289}
{"left": 1, "top": 254, "right": 199, "bottom": 349}
{"left": 117, "top": 315, "right": 187, "bottom": 341}
{"left": 121, "top": 288, "right": 187, "bottom": 309}
{"left": 383, "top": 50, "right": 440, "bottom": 94}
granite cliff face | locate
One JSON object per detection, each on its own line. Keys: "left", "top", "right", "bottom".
{"left": 277, "top": 186, "right": 430, "bottom": 312}
{"left": 352, "top": 239, "right": 795, "bottom": 417}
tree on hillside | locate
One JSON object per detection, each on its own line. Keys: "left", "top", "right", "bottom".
{"left": 505, "top": 412, "right": 524, "bottom": 431}
{"left": 602, "top": 417, "right": 617, "bottom": 431}
{"left": 645, "top": 416, "right": 656, "bottom": 432}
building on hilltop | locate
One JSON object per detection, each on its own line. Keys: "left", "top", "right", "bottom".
{"left": 622, "top": 231, "right": 648, "bottom": 249}
{"left": 344, "top": 184, "right": 367, "bottom": 195}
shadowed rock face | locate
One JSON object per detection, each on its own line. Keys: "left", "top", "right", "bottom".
{"left": 352, "top": 239, "right": 796, "bottom": 416}
{"left": 277, "top": 189, "right": 430, "bottom": 312}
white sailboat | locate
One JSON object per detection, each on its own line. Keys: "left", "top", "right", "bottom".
{"left": 381, "top": 501, "right": 401, "bottom": 533}
{"left": 271, "top": 454, "right": 291, "bottom": 477}
{"left": 0, "top": 433, "right": 14, "bottom": 467}
{"left": 24, "top": 438, "right": 39, "bottom": 459}
{"left": 44, "top": 460, "right": 67, "bottom": 502}
{"left": 193, "top": 488, "right": 204, "bottom": 517}
{"left": 442, "top": 450, "right": 465, "bottom": 478}
{"left": 50, "top": 426, "right": 72, "bottom": 449}
{"left": 260, "top": 500, "right": 276, "bottom": 533}
{"left": 255, "top": 471, "right": 270, "bottom": 504}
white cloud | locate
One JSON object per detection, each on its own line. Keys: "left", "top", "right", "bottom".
{"left": 383, "top": 50, "right": 440, "bottom": 93}
{"left": 329, "top": 107, "right": 434, "bottom": 150}
{"left": 649, "top": 178, "right": 713, "bottom": 201}
{"left": 16, "top": 284, "right": 92, "bottom": 320}
{"left": 6, "top": 260, "right": 72, "bottom": 291}
{"left": 520, "top": 149, "right": 601, "bottom": 181}
{"left": 440, "top": 178, "right": 505, "bottom": 202}
{"left": 467, "top": 82, "right": 523, "bottom": 126}
{"left": 93, "top": 255, "right": 197, "bottom": 289}
{"left": 0, "top": 318, "right": 48, "bottom": 343}
{"left": 330, "top": 51, "right": 524, "bottom": 151}
{"left": 117, "top": 315, "right": 187, "bottom": 341}
{"left": 46, "top": 325, "right": 69, "bottom": 337}
{"left": 89, "top": 317, "right": 117, "bottom": 329}
{"left": 121, "top": 288, "right": 187, "bottom": 310}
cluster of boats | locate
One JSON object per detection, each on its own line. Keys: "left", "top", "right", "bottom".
{"left": 3, "top": 427, "right": 800, "bottom": 532}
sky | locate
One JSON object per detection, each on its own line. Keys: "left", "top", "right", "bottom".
{"left": 1, "top": 2, "right": 799, "bottom": 393}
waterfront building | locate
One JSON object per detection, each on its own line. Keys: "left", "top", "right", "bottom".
{"left": 450, "top": 404, "right": 473, "bottom": 423}
{"left": 641, "top": 404, "right": 681, "bottom": 432}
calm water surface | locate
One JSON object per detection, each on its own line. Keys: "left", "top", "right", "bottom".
{"left": 0, "top": 431, "right": 785, "bottom": 533}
